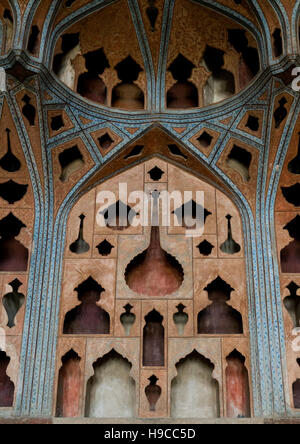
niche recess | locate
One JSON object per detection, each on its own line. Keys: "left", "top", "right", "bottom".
{"left": 171, "top": 350, "right": 220, "bottom": 418}
{"left": 0, "top": 212, "right": 28, "bottom": 272}
{"left": 293, "top": 359, "right": 300, "bottom": 409}
{"left": 220, "top": 215, "right": 241, "bottom": 254}
{"left": 77, "top": 48, "right": 109, "bottom": 104}
{"left": 281, "top": 183, "right": 300, "bottom": 207}
{"left": 281, "top": 216, "right": 300, "bottom": 273}
{"left": 225, "top": 349, "right": 250, "bottom": 418}
{"left": 167, "top": 54, "right": 198, "bottom": 109}
{"left": 198, "top": 276, "right": 243, "bottom": 335}
{"left": 2, "top": 279, "right": 25, "bottom": 328}
{"left": 69, "top": 214, "right": 90, "bottom": 254}
{"left": 63, "top": 277, "right": 110, "bottom": 335}
{"left": 0, "top": 128, "right": 21, "bottom": 172}
{"left": 85, "top": 349, "right": 136, "bottom": 418}
{"left": 120, "top": 304, "right": 136, "bottom": 336}
{"left": 53, "top": 33, "right": 81, "bottom": 91}
{"left": 203, "top": 46, "right": 235, "bottom": 105}
{"left": 27, "top": 25, "right": 40, "bottom": 55}
{"left": 0, "top": 351, "right": 14, "bottom": 407}
{"left": 197, "top": 240, "right": 214, "bottom": 256}
{"left": 96, "top": 239, "right": 114, "bottom": 257}
{"left": 148, "top": 166, "right": 164, "bottom": 181}
{"left": 283, "top": 282, "right": 300, "bottom": 328}
{"left": 112, "top": 56, "right": 144, "bottom": 110}
{"left": 51, "top": 115, "right": 65, "bottom": 132}
{"left": 173, "top": 303, "right": 188, "bottom": 336}
{"left": 274, "top": 98, "right": 288, "bottom": 129}
{"left": 125, "top": 225, "right": 184, "bottom": 297}
{"left": 58, "top": 145, "right": 84, "bottom": 183}
{"left": 145, "top": 375, "right": 161, "bottom": 412}
{"left": 22, "top": 95, "right": 36, "bottom": 126}
{"left": 226, "top": 145, "right": 252, "bottom": 182}
{"left": 143, "top": 310, "right": 164, "bottom": 367}
{"left": 173, "top": 200, "right": 211, "bottom": 229}
{"left": 288, "top": 133, "right": 300, "bottom": 174}
{"left": 146, "top": 0, "right": 159, "bottom": 32}
{"left": 56, "top": 350, "right": 81, "bottom": 418}
{"left": 0, "top": 180, "right": 28, "bottom": 205}
{"left": 100, "top": 200, "right": 138, "bottom": 230}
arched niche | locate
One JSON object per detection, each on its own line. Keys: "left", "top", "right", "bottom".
{"left": 56, "top": 349, "right": 81, "bottom": 418}
{"left": 166, "top": 0, "right": 260, "bottom": 109}
{"left": 85, "top": 349, "right": 136, "bottom": 418}
{"left": 58, "top": 127, "right": 252, "bottom": 418}
{"left": 171, "top": 350, "right": 220, "bottom": 419}
{"left": 51, "top": 0, "right": 146, "bottom": 109}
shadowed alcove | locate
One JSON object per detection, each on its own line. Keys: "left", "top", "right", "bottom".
{"left": 85, "top": 349, "right": 136, "bottom": 418}
{"left": 56, "top": 350, "right": 81, "bottom": 418}
{"left": 143, "top": 310, "right": 164, "bottom": 367}
{"left": 225, "top": 350, "right": 250, "bottom": 418}
{"left": 198, "top": 277, "right": 243, "bottom": 335}
{"left": 0, "top": 212, "right": 29, "bottom": 272}
{"left": 63, "top": 277, "right": 110, "bottom": 335}
{"left": 0, "top": 350, "right": 14, "bottom": 407}
{"left": 171, "top": 350, "right": 220, "bottom": 418}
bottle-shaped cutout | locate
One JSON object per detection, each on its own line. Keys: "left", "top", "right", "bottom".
{"left": 69, "top": 214, "right": 90, "bottom": 254}
{"left": 22, "top": 95, "right": 36, "bottom": 126}
{"left": 220, "top": 215, "right": 241, "bottom": 255}
{"left": 288, "top": 133, "right": 300, "bottom": 175}
{"left": 146, "top": 0, "right": 159, "bottom": 32}
{"left": 173, "top": 303, "right": 188, "bottom": 336}
{"left": 125, "top": 190, "right": 184, "bottom": 297}
{"left": 2, "top": 279, "right": 25, "bottom": 328}
{"left": 145, "top": 375, "right": 161, "bottom": 412}
{"left": 274, "top": 97, "right": 287, "bottom": 129}
{"left": 120, "top": 304, "right": 136, "bottom": 336}
{"left": 0, "top": 129, "right": 21, "bottom": 172}
{"left": 283, "top": 281, "right": 300, "bottom": 328}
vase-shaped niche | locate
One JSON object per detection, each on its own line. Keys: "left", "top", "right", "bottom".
{"left": 125, "top": 191, "right": 183, "bottom": 297}
{"left": 77, "top": 48, "right": 109, "bottom": 104}
{"left": 2, "top": 279, "right": 25, "bottom": 328}
{"left": 281, "top": 216, "right": 300, "bottom": 273}
{"left": 85, "top": 349, "right": 136, "bottom": 418}
{"left": 173, "top": 303, "right": 188, "bottom": 336}
{"left": 145, "top": 375, "right": 161, "bottom": 412}
{"left": 167, "top": 54, "right": 198, "bottom": 109}
{"left": 143, "top": 310, "right": 164, "bottom": 367}
{"left": 197, "top": 276, "right": 243, "bottom": 335}
{"left": 0, "top": 213, "right": 28, "bottom": 272}
{"left": 220, "top": 215, "right": 241, "bottom": 255}
{"left": 63, "top": 277, "right": 110, "bottom": 335}
{"left": 171, "top": 350, "right": 220, "bottom": 419}
{"left": 56, "top": 350, "right": 81, "bottom": 418}
{"left": 0, "top": 128, "right": 21, "bottom": 173}
{"left": 112, "top": 56, "right": 144, "bottom": 110}
{"left": 283, "top": 282, "right": 300, "bottom": 328}
{"left": 288, "top": 133, "right": 300, "bottom": 175}
{"left": 225, "top": 350, "right": 250, "bottom": 418}
{"left": 69, "top": 214, "right": 90, "bottom": 254}
{"left": 120, "top": 304, "right": 136, "bottom": 336}
{"left": 293, "top": 359, "right": 300, "bottom": 409}
{"left": 0, "top": 351, "right": 14, "bottom": 407}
